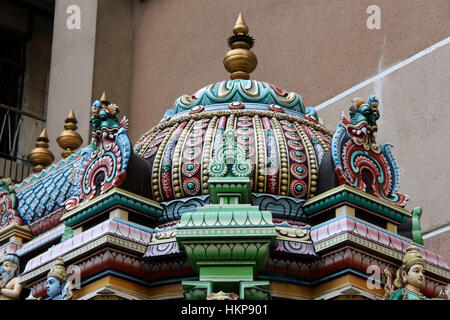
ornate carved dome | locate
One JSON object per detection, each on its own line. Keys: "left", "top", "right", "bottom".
{"left": 132, "top": 14, "right": 334, "bottom": 205}
{"left": 134, "top": 80, "right": 333, "bottom": 203}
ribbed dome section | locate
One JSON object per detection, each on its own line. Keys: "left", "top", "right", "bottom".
{"left": 134, "top": 89, "right": 333, "bottom": 203}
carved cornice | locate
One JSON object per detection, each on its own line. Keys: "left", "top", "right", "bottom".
{"left": 61, "top": 188, "right": 163, "bottom": 227}
{"left": 275, "top": 225, "right": 311, "bottom": 243}
{"left": 310, "top": 215, "right": 449, "bottom": 280}
{"left": 264, "top": 246, "right": 447, "bottom": 298}
{"left": 24, "top": 248, "right": 194, "bottom": 299}
{"left": 20, "top": 218, "right": 153, "bottom": 282}
{"left": 304, "top": 184, "right": 411, "bottom": 223}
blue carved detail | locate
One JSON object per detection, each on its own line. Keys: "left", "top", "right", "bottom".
{"left": 252, "top": 193, "right": 307, "bottom": 222}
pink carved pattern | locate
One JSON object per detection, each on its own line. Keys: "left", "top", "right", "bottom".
{"left": 310, "top": 217, "right": 449, "bottom": 270}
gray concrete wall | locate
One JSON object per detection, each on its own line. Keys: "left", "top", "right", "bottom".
{"left": 128, "top": 0, "right": 450, "bottom": 143}
{"left": 317, "top": 42, "right": 450, "bottom": 262}
{"left": 45, "top": 0, "right": 98, "bottom": 160}
{"left": 45, "top": 0, "right": 134, "bottom": 161}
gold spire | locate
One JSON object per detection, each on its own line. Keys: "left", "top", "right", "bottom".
{"left": 223, "top": 13, "right": 258, "bottom": 80}
{"left": 57, "top": 109, "right": 83, "bottom": 158}
{"left": 100, "top": 91, "right": 109, "bottom": 105}
{"left": 28, "top": 128, "right": 55, "bottom": 172}
{"left": 233, "top": 13, "right": 249, "bottom": 35}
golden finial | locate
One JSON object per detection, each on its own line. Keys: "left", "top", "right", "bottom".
{"left": 100, "top": 91, "right": 109, "bottom": 105}
{"left": 223, "top": 13, "right": 257, "bottom": 80}
{"left": 233, "top": 13, "right": 249, "bottom": 35}
{"left": 28, "top": 128, "right": 55, "bottom": 172}
{"left": 57, "top": 109, "right": 83, "bottom": 158}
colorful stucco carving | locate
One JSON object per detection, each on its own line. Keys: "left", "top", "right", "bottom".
{"left": 0, "top": 178, "right": 22, "bottom": 228}
{"left": 384, "top": 244, "right": 429, "bottom": 300}
{"left": 0, "top": 14, "right": 447, "bottom": 301}
{"left": 331, "top": 95, "right": 409, "bottom": 207}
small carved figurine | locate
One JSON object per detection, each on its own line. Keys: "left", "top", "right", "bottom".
{"left": 0, "top": 253, "right": 23, "bottom": 300}
{"left": 384, "top": 244, "right": 429, "bottom": 300}
{"left": 206, "top": 291, "right": 239, "bottom": 300}
{"left": 46, "top": 257, "right": 73, "bottom": 300}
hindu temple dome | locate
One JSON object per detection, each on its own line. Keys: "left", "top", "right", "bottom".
{"left": 0, "top": 14, "right": 448, "bottom": 301}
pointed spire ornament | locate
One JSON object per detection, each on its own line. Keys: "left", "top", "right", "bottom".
{"left": 223, "top": 13, "right": 258, "bottom": 80}
{"left": 100, "top": 91, "right": 109, "bottom": 105}
{"left": 233, "top": 13, "right": 249, "bottom": 35}
{"left": 57, "top": 109, "right": 83, "bottom": 158}
{"left": 28, "top": 128, "right": 55, "bottom": 172}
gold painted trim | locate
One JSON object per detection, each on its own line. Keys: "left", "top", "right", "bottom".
{"left": 309, "top": 126, "right": 330, "bottom": 153}
{"left": 293, "top": 122, "right": 318, "bottom": 198}
{"left": 137, "top": 109, "right": 333, "bottom": 149}
{"left": 201, "top": 116, "right": 218, "bottom": 194}
{"left": 0, "top": 223, "right": 32, "bottom": 242}
{"left": 270, "top": 281, "right": 312, "bottom": 300}
{"left": 136, "top": 128, "right": 161, "bottom": 157}
{"left": 153, "top": 124, "right": 179, "bottom": 201}
{"left": 270, "top": 117, "right": 288, "bottom": 196}
{"left": 74, "top": 275, "right": 182, "bottom": 300}
{"left": 311, "top": 274, "right": 384, "bottom": 300}
{"left": 173, "top": 120, "right": 195, "bottom": 199}
{"left": 253, "top": 115, "right": 267, "bottom": 193}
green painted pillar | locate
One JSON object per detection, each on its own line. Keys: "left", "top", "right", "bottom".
{"left": 176, "top": 129, "right": 276, "bottom": 300}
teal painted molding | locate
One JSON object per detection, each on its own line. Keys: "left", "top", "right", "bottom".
{"left": 60, "top": 225, "right": 74, "bottom": 242}
{"left": 171, "top": 80, "right": 306, "bottom": 115}
{"left": 208, "top": 177, "right": 252, "bottom": 204}
{"left": 239, "top": 281, "right": 271, "bottom": 300}
{"left": 303, "top": 188, "right": 410, "bottom": 223}
{"left": 64, "top": 191, "right": 163, "bottom": 227}
{"left": 178, "top": 204, "right": 274, "bottom": 230}
{"left": 182, "top": 280, "right": 212, "bottom": 300}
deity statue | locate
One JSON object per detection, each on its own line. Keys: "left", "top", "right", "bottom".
{"left": 0, "top": 253, "right": 23, "bottom": 300}
{"left": 46, "top": 257, "right": 73, "bottom": 300}
{"left": 384, "top": 244, "right": 429, "bottom": 300}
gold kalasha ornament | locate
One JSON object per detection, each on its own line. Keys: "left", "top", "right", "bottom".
{"left": 57, "top": 109, "right": 83, "bottom": 158}
{"left": 27, "top": 128, "right": 54, "bottom": 172}
{"left": 223, "top": 13, "right": 258, "bottom": 80}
